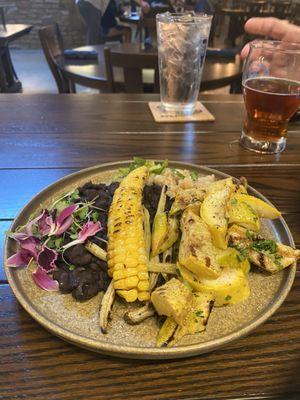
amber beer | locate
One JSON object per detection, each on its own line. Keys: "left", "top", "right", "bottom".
{"left": 243, "top": 77, "right": 300, "bottom": 141}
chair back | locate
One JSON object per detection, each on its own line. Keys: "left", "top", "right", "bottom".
{"left": 138, "top": 17, "right": 157, "bottom": 44}
{"left": 39, "top": 24, "right": 72, "bottom": 93}
{"left": 247, "top": 0, "right": 267, "bottom": 16}
{"left": 273, "top": 1, "right": 292, "bottom": 18}
{"left": 104, "top": 47, "right": 159, "bottom": 93}
{"left": 147, "top": 4, "right": 173, "bottom": 17}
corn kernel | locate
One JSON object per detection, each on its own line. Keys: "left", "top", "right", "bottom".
{"left": 118, "top": 289, "right": 138, "bottom": 302}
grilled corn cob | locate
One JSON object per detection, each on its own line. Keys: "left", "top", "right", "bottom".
{"left": 107, "top": 166, "right": 150, "bottom": 302}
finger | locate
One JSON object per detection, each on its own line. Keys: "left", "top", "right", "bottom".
{"left": 245, "top": 17, "right": 289, "bottom": 40}
{"left": 240, "top": 43, "right": 250, "bottom": 59}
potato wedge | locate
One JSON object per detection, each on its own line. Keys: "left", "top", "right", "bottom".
{"left": 234, "top": 194, "right": 281, "bottom": 219}
{"left": 179, "top": 205, "right": 222, "bottom": 279}
{"left": 200, "top": 187, "right": 231, "bottom": 249}
{"left": 179, "top": 265, "right": 250, "bottom": 306}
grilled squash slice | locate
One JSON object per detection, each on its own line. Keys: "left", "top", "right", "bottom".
{"left": 179, "top": 265, "right": 250, "bottom": 306}
{"left": 179, "top": 205, "right": 222, "bottom": 279}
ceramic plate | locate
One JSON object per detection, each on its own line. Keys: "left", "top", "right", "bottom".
{"left": 4, "top": 161, "right": 296, "bottom": 359}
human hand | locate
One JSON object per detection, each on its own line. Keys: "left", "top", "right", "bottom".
{"left": 241, "top": 17, "right": 300, "bottom": 59}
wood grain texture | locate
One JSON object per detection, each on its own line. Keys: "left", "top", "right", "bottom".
{"left": 1, "top": 93, "right": 300, "bottom": 399}
{"left": 0, "top": 279, "right": 299, "bottom": 400}
{"left": 0, "top": 94, "right": 298, "bottom": 135}
{"left": 2, "top": 131, "right": 300, "bottom": 169}
{"left": 0, "top": 166, "right": 300, "bottom": 218}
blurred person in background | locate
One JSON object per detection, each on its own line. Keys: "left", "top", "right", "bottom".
{"left": 241, "top": 17, "right": 300, "bottom": 59}
{"left": 76, "top": 0, "right": 107, "bottom": 44}
{"left": 76, "top": 0, "right": 131, "bottom": 44}
{"left": 101, "top": 0, "right": 132, "bottom": 42}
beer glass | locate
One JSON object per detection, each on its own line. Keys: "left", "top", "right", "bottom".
{"left": 156, "top": 12, "right": 212, "bottom": 115}
{"left": 240, "top": 40, "right": 300, "bottom": 154}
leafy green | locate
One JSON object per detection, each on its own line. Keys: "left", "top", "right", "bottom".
{"left": 149, "top": 159, "right": 168, "bottom": 175}
{"left": 225, "top": 295, "right": 232, "bottom": 301}
{"left": 75, "top": 206, "right": 89, "bottom": 221}
{"left": 55, "top": 199, "right": 70, "bottom": 214}
{"left": 190, "top": 171, "right": 199, "bottom": 182}
{"left": 45, "top": 237, "right": 64, "bottom": 250}
{"left": 70, "top": 189, "right": 80, "bottom": 200}
{"left": 172, "top": 169, "right": 185, "bottom": 179}
{"left": 91, "top": 211, "right": 100, "bottom": 223}
{"left": 117, "top": 157, "right": 168, "bottom": 178}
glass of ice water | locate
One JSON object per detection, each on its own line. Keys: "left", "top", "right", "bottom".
{"left": 156, "top": 12, "right": 212, "bottom": 115}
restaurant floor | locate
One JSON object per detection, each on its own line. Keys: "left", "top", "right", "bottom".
{"left": 10, "top": 48, "right": 229, "bottom": 95}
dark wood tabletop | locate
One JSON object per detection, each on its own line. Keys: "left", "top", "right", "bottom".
{"left": 1, "top": 93, "right": 299, "bottom": 399}
{"left": 0, "top": 24, "right": 33, "bottom": 44}
{"left": 57, "top": 44, "right": 242, "bottom": 92}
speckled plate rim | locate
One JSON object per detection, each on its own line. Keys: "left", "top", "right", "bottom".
{"left": 4, "top": 161, "right": 296, "bottom": 359}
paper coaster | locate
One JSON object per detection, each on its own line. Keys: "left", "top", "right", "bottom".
{"left": 148, "top": 101, "right": 215, "bottom": 123}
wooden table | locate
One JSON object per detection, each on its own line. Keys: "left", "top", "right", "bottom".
{"left": 57, "top": 44, "right": 242, "bottom": 92}
{"left": 0, "top": 24, "right": 33, "bottom": 93}
{"left": 1, "top": 93, "right": 300, "bottom": 399}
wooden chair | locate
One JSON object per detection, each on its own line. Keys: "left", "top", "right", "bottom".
{"left": 273, "top": 1, "right": 292, "bottom": 19}
{"left": 138, "top": 17, "right": 157, "bottom": 44}
{"left": 39, "top": 24, "right": 75, "bottom": 93}
{"left": 104, "top": 47, "right": 159, "bottom": 93}
{"left": 247, "top": 0, "right": 267, "bottom": 16}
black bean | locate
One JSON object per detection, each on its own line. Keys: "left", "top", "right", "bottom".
{"left": 58, "top": 271, "right": 73, "bottom": 293}
{"left": 95, "top": 259, "right": 108, "bottom": 271}
{"left": 81, "top": 189, "right": 99, "bottom": 202}
{"left": 94, "top": 198, "right": 110, "bottom": 209}
{"left": 72, "top": 280, "right": 100, "bottom": 301}
{"left": 108, "top": 182, "right": 120, "bottom": 196}
{"left": 75, "top": 253, "right": 93, "bottom": 266}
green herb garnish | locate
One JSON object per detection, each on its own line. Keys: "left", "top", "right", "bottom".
{"left": 195, "top": 310, "right": 204, "bottom": 317}
{"left": 149, "top": 159, "right": 168, "bottom": 175}
{"left": 234, "top": 246, "right": 249, "bottom": 261}
{"left": 173, "top": 169, "right": 185, "bottom": 179}
{"left": 225, "top": 295, "right": 232, "bottom": 301}
{"left": 117, "top": 158, "right": 168, "bottom": 178}
{"left": 230, "top": 198, "right": 238, "bottom": 205}
{"left": 251, "top": 239, "right": 277, "bottom": 254}
{"left": 68, "top": 265, "right": 76, "bottom": 271}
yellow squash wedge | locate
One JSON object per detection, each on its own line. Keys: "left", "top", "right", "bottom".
{"left": 216, "top": 248, "right": 251, "bottom": 274}
{"left": 227, "top": 196, "right": 260, "bottom": 232}
{"left": 200, "top": 187, "right": 231, "bottom": 249}
{"left": 234, "top": 194, "right": 281, "bottom": 219}
{"left": 179, "top": 265, "right": 250, "bottom": 307}
{"left": 179, "top": 205, "right": 222, "bottom": 279}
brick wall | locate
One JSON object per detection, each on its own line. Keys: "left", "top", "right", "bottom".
{"left": 5, "top": 0, "right": 86, "bottom": 48}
